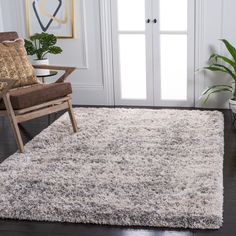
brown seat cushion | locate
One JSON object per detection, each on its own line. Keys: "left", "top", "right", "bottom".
{"left": 0, "top": 83, "right": 72, "bottom": 110}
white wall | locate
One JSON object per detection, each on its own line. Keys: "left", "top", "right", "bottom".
{"left": 0, "top": 2, "right": 4, "bottom": 31}
{"left": 0, "top": 0, "right": 112, "bottom": 106}
{"left": 0, "top": 0, "right": 236, "bottom": 108}
{"left": 195, "top": 0, "right": 236, "bottom": 109}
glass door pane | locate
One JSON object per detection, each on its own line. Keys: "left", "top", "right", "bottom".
{"left": 160, "top": 35, "right": 187, "bottom": 100}
{"left": 159, "top": 0, "right": 187, "bottom": 31}
{"left": 118, "top": 0, "right": 145, "bottom": 31}
{"left": 119, "top": 35, "right": 147, "bottom": 99}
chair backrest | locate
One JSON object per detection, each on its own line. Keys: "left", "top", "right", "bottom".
{"left": 0, "top": 32, "right": 19, "bottom": 43}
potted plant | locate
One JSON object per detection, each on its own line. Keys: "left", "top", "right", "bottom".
{"left": 24, "top": 32, "right": 63, "bottom": 76}
{"left": 202, "top": 39, "right": 236, "bottom": 113}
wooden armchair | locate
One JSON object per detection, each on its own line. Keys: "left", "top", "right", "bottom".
{"left": 0, "top": 32, "right": 78, "bottom": 153}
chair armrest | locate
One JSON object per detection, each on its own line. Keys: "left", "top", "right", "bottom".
{"left": 32, "top": 65, "right": 76, "bottom": 83}
{"left": 0, "top": 79, "right": 16, "bottom": 98}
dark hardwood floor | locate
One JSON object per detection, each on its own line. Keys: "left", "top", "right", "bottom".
{"left": 0, "top": 108, "right": 235, "bottom": 236}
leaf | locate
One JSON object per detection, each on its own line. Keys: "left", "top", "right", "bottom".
{"left": 212, "top": 63, "right": 236, "bottom": 80}
{"left": 39, "top": 33, "right": 57, "bottom": 47}
{"left": 209, "top": 54, "right": 236, "bottom": 71}
{"left": 203, "top": 88, "right": 232, "bottom": 104}
{"left": 202, "top": 85, "right": 232, "bottom": 96}
{"left": 220, "top": 39, "right": 236, "bottom": 62}
{"left": 24, "top": 39, "right": 36, "bottom": 55}
{"left": 209, "top": 54, "right": 218, "bottom": 62}
{"left": 30, "top": 33, "right": 42, "bottom": 42}
{"left": 204, "top": 64, "right": 236, "bottom": 81}
{"left": 48, "top": 46, "right": 63, "bottom": 54}
{"left": 204, "top": 66, "right": 228, "bottom": 73}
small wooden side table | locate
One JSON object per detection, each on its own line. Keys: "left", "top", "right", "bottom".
{"left": 36, "top": 71, "right": 58, "bottom": 83}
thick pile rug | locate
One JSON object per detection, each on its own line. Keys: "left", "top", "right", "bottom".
{"left": 0, "top": 108, "right": 224, "bottom": 229}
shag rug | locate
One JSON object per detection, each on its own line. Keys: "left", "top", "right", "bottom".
{"left": 0, "top": 108, "right": 224, "bottom": 229}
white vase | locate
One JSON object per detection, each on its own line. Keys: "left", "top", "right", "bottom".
{"left": 229, "top": 99, "right": 236, "bottom": 113}
{"left": 34, "top": 58, "right": 50, "bottom": 76}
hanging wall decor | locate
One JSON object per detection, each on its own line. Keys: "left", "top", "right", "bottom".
{"left": 26, "top": 0, "right": 74, "bottom": 38}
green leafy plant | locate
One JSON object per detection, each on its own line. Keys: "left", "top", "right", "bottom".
{"left": 24, "top": 32, "right": 63, "bottom": 60}
{"left": 202, "top": 39, "right": 236, "bottom": 104}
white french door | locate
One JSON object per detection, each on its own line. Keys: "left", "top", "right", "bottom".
{"left": 111, "top": 0, "right": 154, "bottom": 106}
{"left": 111, "top": 0, "right": 195, "bottom": 107}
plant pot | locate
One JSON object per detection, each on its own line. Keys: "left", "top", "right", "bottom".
{"left": 229, "top": 99, "right": 236, "bottom": 113}
{"left": 34, "top": 58, "right": 50, "bottom": 76}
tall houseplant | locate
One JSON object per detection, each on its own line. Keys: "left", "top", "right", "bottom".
{"left": 202, "top": 39, "right": 236, "bottom": 112}
{"left": 24, "top": 32, "right": 63, "bottom": 76}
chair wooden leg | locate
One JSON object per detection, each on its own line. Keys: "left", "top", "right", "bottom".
{"left": 67, "top": 99, "right": 78, "bottom": 133}
{"left": 3, "top": 95, "right": 25, "bottom": 153}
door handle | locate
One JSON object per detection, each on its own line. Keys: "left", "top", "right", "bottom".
{"left": 153, "top": 19, "right": 158, "bottom": 24}
{"left": 146, "top": 19, "right": 151, "bottom": 23}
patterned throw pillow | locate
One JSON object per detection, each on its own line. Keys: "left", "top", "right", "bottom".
{"left": 0, "top": 38, "right": 39, "bottom": 92}
{"left": 0, "top": 82, "right": 7, "bottom": 92}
